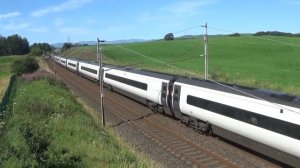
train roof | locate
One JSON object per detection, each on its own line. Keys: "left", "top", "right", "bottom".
{"left": 176, "top": 77, "right": 300, "bottom": 108}
{"left": 104, "top": 64, "right": 175, "bottom": 80}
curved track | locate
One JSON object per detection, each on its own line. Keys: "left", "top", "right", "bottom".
{"left": 47, "top": 60, "right": 280, "bottom": 168}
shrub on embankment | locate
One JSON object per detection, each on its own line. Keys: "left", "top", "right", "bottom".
{"left": 0, "top": 70, "right": 147, "bottom": 167}
{"left": 11, "top": 56, "right": 39, "bottom": 76}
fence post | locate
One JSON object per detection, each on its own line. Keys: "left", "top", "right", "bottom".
{"left": 0, "top": 74, "right": 16, "bottom": 115}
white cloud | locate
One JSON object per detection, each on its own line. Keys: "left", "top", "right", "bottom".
{"left": 162, "top": 0, "right": 216, "bottom": 16}
{"left": 3, "top": 22, "right": 30, "bottom": 30}
{"left": 137, "top": 0, "right": 215, "bottom": 23}
{"left": 54, "top": 18, "right": 64, "bottom": 26}
{"left": 103, "top": 25, "right": 133, "bottom": 34}
{"left": 29, "top": 27, "right": 49, "bottom": 33}
{"left": 31, "top": 0, "right": 93, "bottom": 17}
{"left": 85, "top": 18, "right": 96, "bottom": 25}
{"left": 0, "top": 12, "right": 20, "bottom": 19}
{"left": 59, "top": 26, "right": 91, "bottom": 35}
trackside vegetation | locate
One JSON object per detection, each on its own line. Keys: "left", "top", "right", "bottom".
{"left": 11, "top": 56, "right": 40, "bottom": 75}
{"left": 0, "top": 70, "right": 147, "bottom": 167}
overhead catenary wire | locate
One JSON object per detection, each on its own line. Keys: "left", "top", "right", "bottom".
{"left": 166, "top": 43, "right": 201, "bottom": 64}
{"left": 110, "top": 29, "right": 299, "bottom": 114}
{"left": 173, "top": 25, "right": 203, "bottom": 35}
{"left": 208, "top": 26, "right": 300, "bottom": 48}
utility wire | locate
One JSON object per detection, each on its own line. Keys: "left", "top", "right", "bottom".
{"left": 105, "top": 24, "right": 299, "bottom": 113}
{"left": 173, "top": 25, "right": 203, "bottom": 35}
{"left": 208, "top": 26, "right": 300, "bottom": 48}
{"left": 166, "top": 43, "right": 201, "bottom": 64}
{"left": 112, "top": 43, "right": 298, "bottom": 114}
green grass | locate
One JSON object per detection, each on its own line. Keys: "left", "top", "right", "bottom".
{"left": 0, "top": 56, "right": 20, "bottom": 78}
{"left": 64, "top": 36, "right": 300, "bottom": 95}
{"left": 64, "top": 45, "right": 97, "bottom": 61}
{"left": 0, "top": 56, "right": 21, "bottom": 99}
{"left": 0, "top": 75, "right": 147, "bottom": 168}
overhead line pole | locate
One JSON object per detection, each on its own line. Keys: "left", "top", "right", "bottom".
{"left": 97, "top": 37, "right": 105, "bottom": 126}
{"left": 202, "top": 22, "right": 208, "bottom": 80}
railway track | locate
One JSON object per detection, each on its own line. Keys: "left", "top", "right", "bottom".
{"left": 104, "top": 96, "right": 236, "bottom": 168}
{"left": 47, "top": 60, "right": 279, "bottom": 168}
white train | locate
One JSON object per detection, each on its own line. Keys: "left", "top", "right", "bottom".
{"left": 53, "top": 55, "right": 300, "bottom": 167}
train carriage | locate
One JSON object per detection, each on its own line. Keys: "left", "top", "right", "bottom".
{"left": 103, "top": 65, "right": 174, "bottom": 112}
{"left": 174, "top": 77, "right": 300, "bottom": 166}
{"left": 59, "top": 57, "right": 67, "bottom": 67}
{"left": 66, "top": 59, "right": 79, "bottom": 72}
{"left": 78, "top": 62, "right": 100, "bottom": 81}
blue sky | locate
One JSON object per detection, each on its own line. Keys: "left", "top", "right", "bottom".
{"left": 0, "top": 0, "right": 299, "bottom": 44}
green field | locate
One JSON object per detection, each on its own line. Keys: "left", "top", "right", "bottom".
{"left": 0, "top": 56, "right": 20, "bottom": 98}
{"left": 64, "top": 36, "right": 300, "bottom": 95}
{"left": 0, "top": 73, "right": 148, "bottom": 167}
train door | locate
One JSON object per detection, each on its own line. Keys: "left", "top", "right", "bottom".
{"left": 161, "top": 78, "right": 177, "bottom": 117}
{"left": 76, "top": 62, "right": 79, "bottom": 74}
{"left": 172, "top": 85, "right": 182, "bottom": 119}
{"left": 161, "top": 82, "right": 168, "bottom": 106}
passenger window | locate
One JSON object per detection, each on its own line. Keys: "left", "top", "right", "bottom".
{"left": 175, "top": 89, "right": 178, "bottom": 94}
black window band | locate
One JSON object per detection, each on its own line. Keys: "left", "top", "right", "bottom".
{"left": 187, "top": 95, "right": 300, "bottom": 140}
{"left": 61, "top": 60, "right": 66, "bottom": 63}
{"left": 81, "top": 66, "right": 97, "bottom": 74}
{"left": 106, "top": 73, "right": 147, "bottom": 91}
{"left": 68, "top": 62, "right": 76, "bottom": 67}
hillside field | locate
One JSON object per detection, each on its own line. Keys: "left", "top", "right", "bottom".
{"left": 63, "top": 36, "right": 300, "bottom": 95}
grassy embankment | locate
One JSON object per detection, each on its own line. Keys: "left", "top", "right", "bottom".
{"left": 0, "top": 68, "right": 148, "bottom": 167}
{"left": 64, "top": 36, "right": 300, "bottom": 95}
{"left": 0, "top": 56, "right": 20, "bottom": 99}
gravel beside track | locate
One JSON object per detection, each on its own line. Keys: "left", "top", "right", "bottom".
{"left": 47, "top": 60, "right": 281, "bottom": 168}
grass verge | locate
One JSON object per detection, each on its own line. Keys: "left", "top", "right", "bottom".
{"left": 0, "top": 56, "right": 20, "bottom": 99}
{"left": 0, "top": 70, "right": 147, "bottom": 168}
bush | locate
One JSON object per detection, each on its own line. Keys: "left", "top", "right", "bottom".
{"left": 230, "top": 33, "right": 240, "bottom": 37}
{"left": 164, "top": 33, "right": 174, "bottom": 41}
{"left": 11, "top": 56, "right": 39, "bottom": 75}
{"left": 30, "top": 46, "right": 43, "bottom": 56}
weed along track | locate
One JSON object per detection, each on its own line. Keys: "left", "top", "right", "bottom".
{"left": 47, "top": 60, "right": 280, "bottom": 168}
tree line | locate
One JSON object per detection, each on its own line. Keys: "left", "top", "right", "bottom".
{"left": 0, "top": 34, "right": 30, "bottom": 56}
{"left": 30, "top": 42, "right": 53, "bottom": 56}
{"left": 0, "top": 34, "right": 54, "bottom": 56}
{"left": 253, "top": 31, "right": 300, "bottom": 37}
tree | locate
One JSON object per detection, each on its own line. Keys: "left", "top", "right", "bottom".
{"left": 253, "top": 31, "right": 294, "bottom": 37}
{"left": 30, "top": 46, "right": 43, "bottom": 56}
{"left": 164, "top": 33, "right": 174, "bottom": 41}
{"left": 0, "top": 36, "right": 7, "bottom": 56}
{"left": 5, "top": 34, "right": 30, "bottom": 55}
{"left": 62, "top": 43, "right": 72, "bottom": 50}
{"left": 230, "top": 33, "right": 240, "bottom": 37}
{"left": 30, "top": 42, "right": 53, "bottom": 56}
{"left": 21, "top": 37, "right": 30, "bottom": 54}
